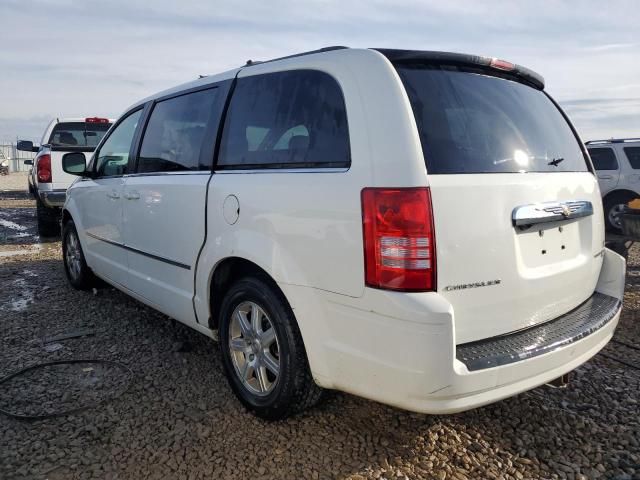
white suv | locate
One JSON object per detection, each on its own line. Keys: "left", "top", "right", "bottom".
{"left": 18, "top": 117, "right": 113, "bottom": 236}
{"left": 60, "top": 47, "right": 625, "bottom": 420}
{"left": 586, "top": 138, "right": 640, "bottom": 232}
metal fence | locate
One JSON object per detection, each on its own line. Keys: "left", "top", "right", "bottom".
{"left": 0, "top": 143, "right": 37, "bottom": 173}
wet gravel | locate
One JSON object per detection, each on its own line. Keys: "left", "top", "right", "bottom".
{"left": 0, "top": 174, "right": 638, "bottom": 480}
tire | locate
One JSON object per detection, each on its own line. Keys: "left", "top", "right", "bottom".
{"left": 62, "top": 220, "right": 96, "bottom": 290}
{"left": 36, "top": 198, "right": 61, "bottom": 237}
{"left": 218, "top": 276, "right": 323, "bottom": 420}
{"left": 603, "top": 191, "right": 636, "bottom": 233}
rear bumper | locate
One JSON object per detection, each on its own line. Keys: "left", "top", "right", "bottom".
{"left": 39, "top": 189, "right": 66, "bottom": 208}
{"left": 282, "top": 248, "right": 626, "bottom": 414}
{"left": 456, "top": 292, "right": 620, "bottom": 371}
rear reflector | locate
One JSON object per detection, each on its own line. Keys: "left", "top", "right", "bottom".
{"left": 361, "top": 187, "right": 436, "bottom": 291}
{"left": 85, "top": 117, "right": 109, "bottom": 124}
{"left": 490, "top": 58, "right": 515, "bottom": 71}
{"left": 37, "top": 154, "right": 52, "bottom": 183}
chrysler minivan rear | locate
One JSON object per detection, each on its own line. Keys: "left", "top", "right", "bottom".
{"left": 293, "top": 49, "right": 625, "bottom": 414}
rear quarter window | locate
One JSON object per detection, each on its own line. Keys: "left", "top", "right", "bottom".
{"left": 217, "top": 70, "right": 350, "bottom": 169}
{"left": 396, "top": 65, "right": 588, "bottom": 174}
{"left": 624, "top": 147, "right": 640, "bottom": 169}
{"left": 588, "top": 147, "right": 618, "bottom": 170}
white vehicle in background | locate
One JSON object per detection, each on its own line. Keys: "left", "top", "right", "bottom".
{"left": 586, "top": 138, "right": 640, "bottom": 232}
{"left": 60, "top": 47, "right": 625, "bottom": 420}
{"left": 0, "top": 150, "right": 9, "bottom": 175}
{"left": 18, "top": 117, "right": 113, "bottom": 236}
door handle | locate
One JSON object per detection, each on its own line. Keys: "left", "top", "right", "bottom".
{"left": 512, "top": 200, "right": 593, "bottom": 228}
{"left": 124, "top": 191, "right": 140, "bottom": 200}
{"left": 598, "top": 175, "right": 613, "bottom": 180}
{"left": 106, "top": 191, "right": 120, "bottom": 199}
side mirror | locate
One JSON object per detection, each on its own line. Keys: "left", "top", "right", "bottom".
{"left": 23, "top": 159, "right": 33, "bottom": 166}
{"left": 62, "top": 152, "right": 88, "bottom": 176}
{"left": 17, "top": 140, "right": 39, "bottom": 153}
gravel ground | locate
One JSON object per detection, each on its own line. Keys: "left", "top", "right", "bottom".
{"left": 0, "top": 173, "right": 638, "bottom": 480}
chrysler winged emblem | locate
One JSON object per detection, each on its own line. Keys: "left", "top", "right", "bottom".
{"left": 512, "top": 200, "right": 593, "bottom": 228}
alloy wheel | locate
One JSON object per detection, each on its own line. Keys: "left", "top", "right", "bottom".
{"left": 65, "top": 230, "right": 82, "bottom": 281}
{"left": 228, "top": 301, "right": 280, "bottom": 396}
{"left": 609, "top": 203, "right": 626, "bottom": 230}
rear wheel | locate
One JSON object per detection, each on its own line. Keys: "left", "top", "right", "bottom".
{"left": 62, "top": 220, "right": 95, "bottom": 290}
{"left": 218, "top": 276, "right": 323, "bottom": 420}
{"left": 36, "top": 198, "right": 60, "bottom": 237}
{"left": 604, "top": 192, "right": 636, "bottom": 233}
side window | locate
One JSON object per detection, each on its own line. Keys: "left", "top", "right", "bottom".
{"left": 137, "top": 88, "right": 218, "bottom": 173}
{"left": 588, "top": 148, "right": 618, "bottom": 171}
{"left": 218, "top": 70, "right": 350, "bottom": 169}
{"left": 95, "top": 110, "right": 142, "bottom": 177}
{"left": 624, "top": 147, "right": 640, "bottom": 169}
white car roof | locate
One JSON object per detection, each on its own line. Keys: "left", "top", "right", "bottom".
{"left": 55, "top": 117, "right": 116, "bottom": 123}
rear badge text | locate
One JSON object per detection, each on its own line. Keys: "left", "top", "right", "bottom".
{"left": 444, "top": 279, "right": 501, "bottom": 292}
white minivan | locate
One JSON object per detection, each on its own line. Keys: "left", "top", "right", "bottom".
{"left": 60, "top": 47, "right": 625, "bottom": 419}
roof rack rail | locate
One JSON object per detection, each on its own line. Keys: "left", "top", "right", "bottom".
{"left": 585, "top": 138, "right": 640, "bottom": 145}
{"left": 243, "top": 46, "right": 349, "bottom": 67}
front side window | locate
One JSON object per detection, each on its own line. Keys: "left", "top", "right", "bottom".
{"left": 396, "top": 65, "right": 588, "bottom": 174}
{"left": 94, "top": 110, "right": 142, "bottom": 177}
{"left": 218, "top": 70, "right": 350, "bottom": 169}
{"left": 624, "top": 147, "right": 640, "bottom": 169}
{"left": 588, "top": 147, "right": 618, "bottom": 171}
{"left": 49, "top": 122, "right": 111, "bottom": 148}
{"left": 137, "top": 88, "right": 218, "bottom": 173}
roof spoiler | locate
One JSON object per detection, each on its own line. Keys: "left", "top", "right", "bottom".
{"left": 374, "top": 49, "right": 545, "bottom": 90}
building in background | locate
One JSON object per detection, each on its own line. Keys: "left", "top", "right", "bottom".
{"left": 0, "top": 141, "right": 37, "bottom": 172}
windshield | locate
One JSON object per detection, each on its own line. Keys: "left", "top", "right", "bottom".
{"left": 48, "top": 122, "right": 111, "bottom": 148}
{"left": 396, "top": 65, "right": 588, "bottom": 174}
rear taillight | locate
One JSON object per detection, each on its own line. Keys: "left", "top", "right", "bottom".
{"left": 361, "top": 187, "right": 436, "bottom": 292}
{"left": 37, "top": 154, "right": 51, "bottom": 183}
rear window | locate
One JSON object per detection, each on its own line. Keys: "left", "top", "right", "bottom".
{"left": 396, "top": 65, "right": 588, "bottom": 174}
{"left": 624, "top": 147, "right": 640, "bottom": 169}
{"left": 217, "top": 70, "right": 350, "bottom": 169}
{"left": 588, "top": 147, "right": 618, "bottom": 170}
{"left": 48, "top": 122, "right": 111, "bottom": 148}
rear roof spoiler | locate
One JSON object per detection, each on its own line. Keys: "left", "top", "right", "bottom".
{"left": 374, "top": 49, "right": 545, "bottom": 90}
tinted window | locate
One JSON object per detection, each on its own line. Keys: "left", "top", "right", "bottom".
{"left": 588, "top": 147, "right": 618, "bottom": 170}
{"left": 49, "top": 122, "right": 111, "bottom": 148}
{"left": 396, "top": 65, "right": 588, "bottom": 174}
{"left": 95, "top": 110, "right": 142, "bottom": 177}
{"left": 624, "top": 147, "right": 640, "bottom": 169}
{"left": 218, "top": 70, "right": 349, "bottom": 169}
{"left": 137, "top": 88, "right": 218, "bottom": 173}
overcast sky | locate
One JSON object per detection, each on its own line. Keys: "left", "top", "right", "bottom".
{"left": 1, "top": 0, "right": 638, "bottom": 143}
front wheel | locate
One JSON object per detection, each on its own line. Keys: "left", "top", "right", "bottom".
{"left": 218, "top": 276, "right": 323, "bottom": 420}
{"left": 62, "top": 220, "right": 95, "bottom": 290}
